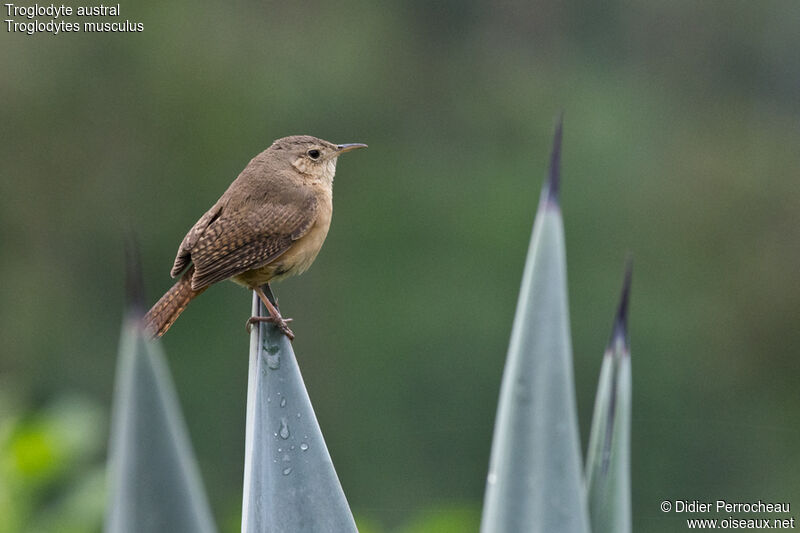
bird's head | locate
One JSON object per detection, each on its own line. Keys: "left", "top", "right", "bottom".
{"left": 270, "top": 135, "right": 367, "bottom": 185}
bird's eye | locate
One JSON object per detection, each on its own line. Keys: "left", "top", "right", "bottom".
{"left": 307, "top": 149, "right": 321, "bottom": 160}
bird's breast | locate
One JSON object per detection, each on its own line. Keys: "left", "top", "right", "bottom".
{"left": 233, "top": 195, "right": 332, "bottom": 287}
{"left": 273, "top": 203, "right": 332, "bottom": 279}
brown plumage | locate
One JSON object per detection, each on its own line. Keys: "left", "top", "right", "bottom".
{"left": 144, "top": 265, "right": 207, "bottom": 338}
{"left": 143, "top": 135, "right": 366, "bottom": 340}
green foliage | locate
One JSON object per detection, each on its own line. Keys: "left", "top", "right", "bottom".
{"left": 0, "top": 394, "right": 105, "bottom": 533}
{"left": 397, "top": 506, "right": 481, "bottom": 533}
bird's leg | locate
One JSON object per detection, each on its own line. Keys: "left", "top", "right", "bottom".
{"left": 246, "top": 284, "right": 295, "bottom": 340}
{"left": 262, "top": 282, "right": 279, "bottom": 309}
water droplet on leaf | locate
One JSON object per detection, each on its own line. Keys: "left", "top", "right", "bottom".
{"left": 279, "top": 417, "right": 290, "bottom": 439}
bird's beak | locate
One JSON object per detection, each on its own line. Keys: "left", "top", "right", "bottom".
{"left": 336, "top": 143, "right": 368, "bottom": 154}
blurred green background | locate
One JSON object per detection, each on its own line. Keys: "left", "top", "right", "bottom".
{"left": 2, "top": 1, "right": 799, "bottom": 531}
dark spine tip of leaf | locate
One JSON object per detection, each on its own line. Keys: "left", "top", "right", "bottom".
{"left": 544, "top": 112, "right": 563, "bottom": 206}
{"left": 124, "top": 232, "right": 146, "bottom": 319}
{"left": 610, "top": 255, "right": 633, "bottom": 351}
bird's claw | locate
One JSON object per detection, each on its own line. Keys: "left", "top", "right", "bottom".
{"left": 245, "top": 316, "right": 295, "bottom": 340}
{"left": 269, "top": 316, "right": 295, "bottom": 340}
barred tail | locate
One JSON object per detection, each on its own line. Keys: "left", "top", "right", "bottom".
{"left": 144, "top": 265, "right": 207, "bottom": 338}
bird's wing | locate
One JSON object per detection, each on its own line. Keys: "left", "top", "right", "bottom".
{"left": 170, "top": 202, "right": 223, "bottom": 277}
{"left": 183, "top": 193, "right": 318, "bottom": 290}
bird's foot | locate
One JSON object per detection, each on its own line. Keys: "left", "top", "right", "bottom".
{"left": 246, "top": 316, "right": 295, "bottom": 340}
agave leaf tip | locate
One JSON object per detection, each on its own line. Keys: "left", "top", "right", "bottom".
{"left": 544, "top": 112, "right": 564, "bottom": 206}
{"left": 610, "top": 255, "right": 633, "bottom": 351}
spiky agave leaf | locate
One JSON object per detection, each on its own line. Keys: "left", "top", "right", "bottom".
{"left": 481, "top": 117, "right": 590, "bottom": 533}
{"left": 585, "top": 260, "right": 633, "bottom": 533}
{"left": 241, "top": 289, "right": 356, "bottom": 533}
{"left": 106, "top": 242, "right": 217, "bottom": 533}
{"left": 105, "top": 316, "right": 218, "bottom": 533}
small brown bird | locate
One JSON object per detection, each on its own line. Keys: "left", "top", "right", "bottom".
{"left": 143, "top": 135, "right": 367, "bottom": 340}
